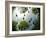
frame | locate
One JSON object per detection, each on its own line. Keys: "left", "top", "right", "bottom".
{"left": 5, "top": 1, "right": 45, "bottom": 37}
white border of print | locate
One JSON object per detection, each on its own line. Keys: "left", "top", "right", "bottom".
{"left": 9, "top": 4, "right": 43, "bottom": 34}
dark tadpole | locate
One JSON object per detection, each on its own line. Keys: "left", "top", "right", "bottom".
{"left": 28, "top": 11, "right": 29, "bottom": 13}
{"left": 16, "top": 14, "right": 18, "bottom": 17}
{"left": 25, "top": 8, "right": 26, "bottom": 9}
{"left": 23, "top": 17, "right": 24, "bottom": 20}
{"left": 29, "top": 20, "right": 31, "bottom": 23}
{"left": 24, "top": 14, "right": 25, "bottom": 16}
{"left": 29, "top": 18, "right": 32, "bottom": 23}
{"left": 33, "top": 22, "right": 34, "bottom": 24}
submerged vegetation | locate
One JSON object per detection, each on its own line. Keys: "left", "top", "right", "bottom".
{"left": 12, "top": 21, "right": 29, "bottom": 31}
{"left": 32, "top": 8, "right": 40, "bottom": 30}
{"left": 12, "top": 21, "right": 18, "bottom": 31}
{"left": 32, "top": 8, "right": 40, "bottom": 14}
{"left": 18, "top": 21, "right": 29, "bottom": 30}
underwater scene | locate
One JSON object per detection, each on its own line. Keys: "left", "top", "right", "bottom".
{"left": 12, "top": 7, "right": 40, "bottom": 31}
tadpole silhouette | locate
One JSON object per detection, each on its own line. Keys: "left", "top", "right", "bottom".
{"left": 23, "top": 17, "right": 24, "bottom": 20}
{"left": 29, "top": 18, "right": 32, "bottom": 23}
{"left": 16, "top": 14, "right": 18, "bottom": 17}
{"left": 24, "top": 14, "right": 25, "bottom": 16}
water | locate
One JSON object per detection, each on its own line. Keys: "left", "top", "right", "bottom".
{"left": 12, "top": 7, "right": 39, "bottom": 31}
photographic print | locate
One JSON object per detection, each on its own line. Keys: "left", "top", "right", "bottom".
{"left": 5, "top": 1, "right": 45, "bottom": 37}
{"left": 12, "top": 7, "right": 40, "bottom": 31}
